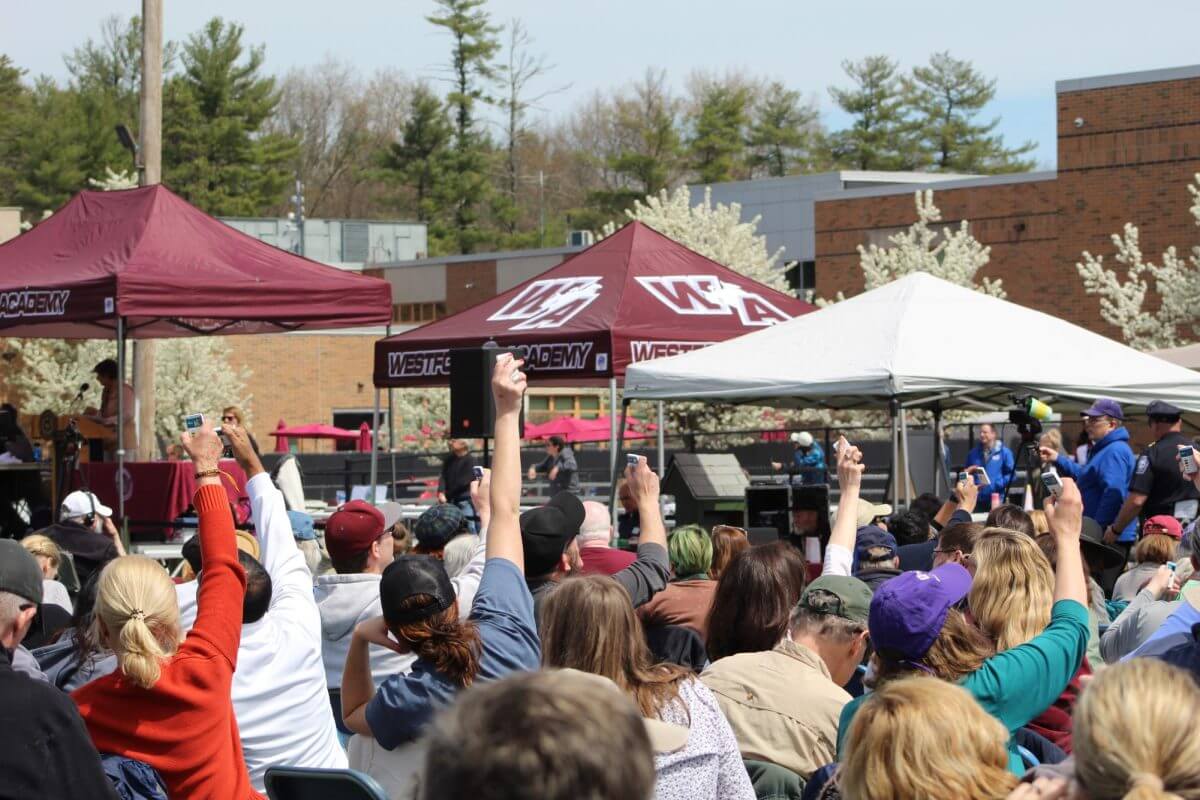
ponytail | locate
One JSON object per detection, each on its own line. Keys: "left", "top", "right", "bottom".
{"left": 93, "top": 556, "right": 181, "bottom": 690}
{"left": 116, "top": 613, "right": 169, "bottom": 688}
{"left": 394, "top": 603, "right": 481, "bottom": 687}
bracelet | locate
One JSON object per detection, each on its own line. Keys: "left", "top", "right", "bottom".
{"left": 194, "top": 468, "right": 220, "bottom": 480}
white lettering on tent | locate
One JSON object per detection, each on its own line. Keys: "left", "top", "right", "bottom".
{"left": 0, "top": 289, "right": 70, "bottom": 319}
{"left": 516, "top": 341, "right": 594, "bottom": 372}
{"left": 629, "top": 340, "right": 713, "bottom": 362}
{"left": 488, "top": 277, "right": 603, "bottom": 330}
{"left": 388, "top": 349, "right": 450, "bottom": 379}
{"left": 635, "top": 275, "right": 790, "bottom": 327}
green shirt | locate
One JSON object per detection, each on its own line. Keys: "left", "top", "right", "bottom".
{"left": 837, "top": 599, "right": 1089, "bottom": 775}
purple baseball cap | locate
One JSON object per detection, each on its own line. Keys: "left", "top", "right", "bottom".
{"left": 868, "top": 563, "right": 972, "bottom": 664}
{"left": 1081, "top": 397, "right": 1124, "bottom": 421}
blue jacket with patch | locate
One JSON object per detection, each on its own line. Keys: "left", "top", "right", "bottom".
{"left": 966, "top": 442, "right": 1016, "bottom": 504}
{"left": 1054, "top": 427, "right": 1137, "bottom": 541}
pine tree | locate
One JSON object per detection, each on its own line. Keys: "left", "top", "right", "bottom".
{"left": 826, "top": 55, "right": 915, "bottom": 171}
{"left": 906, "top": 52, "right": 1035, "bottom": 174}
{"left": 163, "top": 18, "right": 298, "bottom": 215}
{"left": 427, "top": 0, "right": 501, "bottom": 254}
{"left": 381, "top": 84, "right": 454, "bottom": 230}
{"left": 0, "top": 55, "right": 31, "bottom": 203}
{"left": 746, "top": 81, "right": 821, "bottom": 178}
{"left": 688, "top": 83, "right": 750, "bottom": 184}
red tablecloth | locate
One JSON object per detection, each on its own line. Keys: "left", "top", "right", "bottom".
{"left": 74, "top": 460, "right": 249, "bottom": 533}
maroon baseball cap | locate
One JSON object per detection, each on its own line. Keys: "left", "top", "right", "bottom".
{"left": 1145, "top": 514, "right": 1184, "bottom": 540}
{"left": 325, "top": 500, "right": 386, "bottom": 562}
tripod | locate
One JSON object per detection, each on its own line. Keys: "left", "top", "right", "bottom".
{"left": 1005, "top": 413, "right": 1042, "bottom": 507}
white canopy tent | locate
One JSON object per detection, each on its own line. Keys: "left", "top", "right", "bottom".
{"left": 624, "top": 272, "right": 1200, "bottom": 503}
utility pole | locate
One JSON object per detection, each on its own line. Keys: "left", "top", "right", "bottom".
{"left": 133, "top": 0, "right": 162, "bottom": 461}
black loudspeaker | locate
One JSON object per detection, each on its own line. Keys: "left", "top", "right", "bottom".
{"left": 662, "top": 454, "right": 748, "bottom": 530}
{"left": 449, "top": 347, "right": 524, "bottom": 439}
{"left": 745, "top": 484, "right": 790, "bottom": 541}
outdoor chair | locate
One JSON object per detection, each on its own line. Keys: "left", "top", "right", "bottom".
{"left": 264, "top": 766, "right": 388, "bottom": 800}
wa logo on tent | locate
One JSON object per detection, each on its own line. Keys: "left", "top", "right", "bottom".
{"left": 488, "top": 276, "right": 603, "bottom": 330}
{"left": 635, "top": 275, "right": 790, "bottom": 327}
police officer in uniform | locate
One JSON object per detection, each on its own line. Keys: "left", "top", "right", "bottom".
{"left": 1104, "top": 400, "right": 1200, "bottom": 543}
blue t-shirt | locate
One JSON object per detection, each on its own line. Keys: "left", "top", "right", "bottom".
{"left": 365, "top": 557, "right": 540, "bottom": 750}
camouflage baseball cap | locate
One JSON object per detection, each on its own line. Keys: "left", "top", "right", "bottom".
{"left": 414, "top": 503, "right": 467, "bottom": 550}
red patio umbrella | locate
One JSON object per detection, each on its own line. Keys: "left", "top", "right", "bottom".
{"left": 273, "top": 419, "right": 290, "bottom": 453}
{"left": 269, "top": 423, "right": 359, "bottom": 440}
{"left": 357, "top": 422, "right": 373, "bottom": 453}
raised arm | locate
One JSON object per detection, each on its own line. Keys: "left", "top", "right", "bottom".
{"left": 179, "top": 420, "right": 246, "bottom": 667}
{"left": 823, "top": 437, "right": 862, "bottom": 577}
{"left": 227, "top": 425, "right": 319, "bottom": 640}
{"left": 611, "top": 456, "right": 671, "bottom": 608}
{"left": 487, "top": 354, "right": 527, "bottom": 569}
{"left": 1044, "top": 477, "right": 1088, "bottom": 608}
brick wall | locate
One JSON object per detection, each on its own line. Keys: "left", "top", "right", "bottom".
{"left": 814, "top": 70, "right": 1200, "bottom": 339}
{"left": 223, "top": 333, "right": 380, "bottom": 453}
{"left": 445, "top": 260, "right": 498, "bottom": 314}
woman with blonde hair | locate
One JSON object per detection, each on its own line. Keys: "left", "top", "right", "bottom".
{"left": 221, "top": 405, "right": 259, "bottom": 455}
{"left": 542, "top": 574, "right": 754, "bottom": 799}
{"left": 1072, "top": 658, "right": 1200, "bottom": 800}
{"left": 1112, "top": 525, "right": 1179, "bottom": 602}
{"left": 72, "top": 422, "right": 262, "bottom": 798}
{"left": 840, "top": 676, "right": 1017, "bottom": 800}
{"left": 971, "top": 528, "right": 1088, "bottom": 752}
{"left": 21, "top": 534, "right": 73, "bottom": 613}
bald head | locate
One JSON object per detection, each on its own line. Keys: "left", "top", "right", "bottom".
{"left": 578, "top": 501, "right": 612, "bottom": 546}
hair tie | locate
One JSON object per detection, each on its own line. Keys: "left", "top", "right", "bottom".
{"left": 1130, "top": 773, "right": 1164, "bottom": 792}
{"left": 129, "top": 609, "right": 147, "bottom": 621}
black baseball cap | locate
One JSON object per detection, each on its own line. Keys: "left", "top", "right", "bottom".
{"left": 520, "top": 491, "right": 586, "bottom": 577}
{"left": 0, "top": 540, "right": 43, "bottom": 605}
{"left": 379, "top": 555, "right": 456, "bottom": 626}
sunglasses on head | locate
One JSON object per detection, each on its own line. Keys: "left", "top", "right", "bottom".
{"left": 711, "top": 525, "right": 747, "bottom": 537}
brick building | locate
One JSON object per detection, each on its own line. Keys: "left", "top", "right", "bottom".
{"left": 815, "top": 64, "right": 1200, "bottom": 336}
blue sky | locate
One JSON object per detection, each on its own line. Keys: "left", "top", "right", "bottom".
{"left": 6, "top": 0, "right": 1200, "bottom": 170}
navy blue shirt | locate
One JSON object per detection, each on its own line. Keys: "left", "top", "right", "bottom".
{"left": 365, "top": 557, "right": 540, "bottom": 750}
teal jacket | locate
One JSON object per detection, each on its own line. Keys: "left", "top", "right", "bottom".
{"left": 838, "top": 599, "right": 1089, "bottom": 775}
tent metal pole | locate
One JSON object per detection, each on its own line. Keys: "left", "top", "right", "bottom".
{"left": 116, "top": 318, "right": 126, "bottom": 522}
{"left": 608, "top": 378, "right": 618, "bottom": 483}
{"left": 932, "top": 405, "right": 945, "bottom": 497}
{"left": 890, "top": 401, "right": 900, "bottom": 508}
{"left": 369, "top": 386, "right": 380, "bottom": 505}
{"left": 608, "top": 398, "right": 630, "bottom": 538}
{"left": 656, "top": 401, "right": 665, "bottom": 478}
{"left": 899, "top": 404, "right": 911, "bottom": 508}
{"left": 385, "top": 323, "right": 395, "bottom": 502}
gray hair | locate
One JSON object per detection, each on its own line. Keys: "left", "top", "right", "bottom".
{"left": 443, "top": 534, "right": 481, "bottom": 578}
{"left": 578, "top": 501, "right": 612, "bottom": 545}
{"left": 0, "top": 590, "right": 24, "bottom": 627}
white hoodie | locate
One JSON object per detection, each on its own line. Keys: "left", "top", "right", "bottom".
{"left": 177, "top": 473, "right": 347, "bottom": 791}
{"left": 314, "top": 529, "right": 488, "bottom": 691}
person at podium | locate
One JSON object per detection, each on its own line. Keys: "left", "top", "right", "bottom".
{"left": 83, "top": 358, "right": 137, "bottom": 460}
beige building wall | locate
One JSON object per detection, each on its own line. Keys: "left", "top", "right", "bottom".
{"left": 0, "top": 208, "right": 21, "bottom": 244}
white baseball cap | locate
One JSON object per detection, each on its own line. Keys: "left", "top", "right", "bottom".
{"left": 61, "top": 491, "right": 113, "bottom": 520}
{"left": 791, "top": 431, "right": 814, "bottom": 447}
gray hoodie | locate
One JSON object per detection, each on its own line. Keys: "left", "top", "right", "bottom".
{"left": 315, "top": 573, "right": 415, "bottom": 688}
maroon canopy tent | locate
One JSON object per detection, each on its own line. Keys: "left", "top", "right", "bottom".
{"left": 373, "top": 221, "right": 814, "bottom": 388}
{"left": 0, "top": 185, "right": 391, "bottom": 338}
{"left": 0, "top": 185, "right": 392, "bottom": 516}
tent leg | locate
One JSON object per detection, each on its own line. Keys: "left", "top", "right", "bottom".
{"left": 385, "top": 323, "right": 394, "bottom": 455}
{"left": 890, "top": 402, "right": 900, "bottom": 508}
{"left": 608, "top": 378, "right": 618, "bottom": 483}
{"left": 933, "top": 406, "right": 945, "bottom": 497}
{"left": 656, "top": 401, "right": 665, "bottom": 478}
{"left": 608, "top": 399, "right": 630, "bottom": 539}
{"left": 369, "top": 386, "right": 380, "bottom": 505}
{"left": 116, "top": 318, "right": 126, "bottom": 523}
{"left": 899, "top": 404, "right": 911, "bottom": 508}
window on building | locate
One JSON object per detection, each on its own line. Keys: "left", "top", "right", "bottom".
{"left": 394, "top": 302, "right": 448, "bottom": 323}
{"left": 332, "top": 410, "right": 388, "bottom": 452}
{"left": 526, "top": 393, "right": 606, "bottom": 423}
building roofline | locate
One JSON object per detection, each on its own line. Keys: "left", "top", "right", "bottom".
{"left": 691, "top": 170, "right": 974, "bottom": 192}
{"left": 218, "top": 215, "right": 425, "bottom": 226}
{"left": 374, "top": 244, "right": 584, "bottom": 268}
{"left": 814, "top": 170, "right": 1057, "bottom": 202}
{"left": 1057, "top": 64, "right": 1200, "bottom": 94}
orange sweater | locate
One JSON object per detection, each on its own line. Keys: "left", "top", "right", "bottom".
{"left": 73, "top": 484, "right": 263, "bottom": 800}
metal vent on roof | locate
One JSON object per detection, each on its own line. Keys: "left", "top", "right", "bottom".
{"left": 342, "top": 222, "right": 369, "bottom": 263}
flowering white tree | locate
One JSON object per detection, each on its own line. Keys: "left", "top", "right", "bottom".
{"left": 4, "top": 338, "right": 250, "bottom": 447}
{"left": 600, "top": 185, "right": 787, "bottom": 290}
{"left": 88, "top": 167, "right": 138, "bottom": 191}
{"left": 850, "top": 189, "right": 1001, "bottom": 298}
{"left": 389, "top": 388, "right": 450, "bottom": 452}
{"left": 1076, "top": 174, "right": 1200, "bottom": 351}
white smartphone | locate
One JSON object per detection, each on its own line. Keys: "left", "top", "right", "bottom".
{"left": 1041, "top": 470, "right": 1064, "bottom": 498}
{"left": 184, "top": 413, "right": 204, "bottom": 432}
{"left": 627, "top": 454, "right": 642, "bottom": 467}
{"left": 1180, "top": 445, "right": 1198, "bottom": 476}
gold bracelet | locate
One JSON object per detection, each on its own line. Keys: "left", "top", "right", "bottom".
{"left": 194, "top": 468, "right": 220, "bottom": 480}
